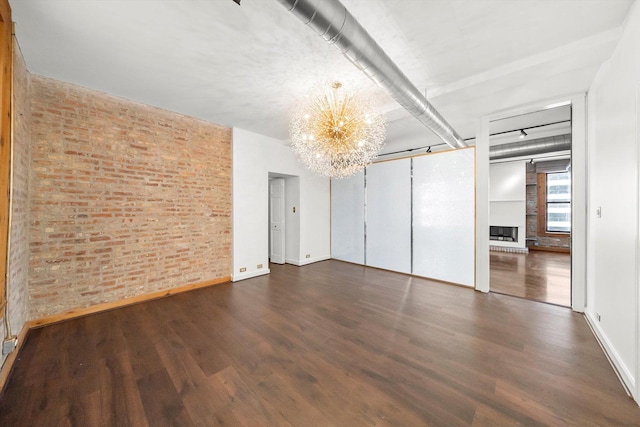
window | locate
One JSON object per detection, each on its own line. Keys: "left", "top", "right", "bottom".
{"left": 545, "top": 172, "right": 571, "bottom": 233}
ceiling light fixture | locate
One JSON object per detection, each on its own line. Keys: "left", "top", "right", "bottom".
{"left": 519, "top": 129, "right": 528, "bottom": 139}
{"left": 290, "top": 81, "right": 386, "bottom": 179}
{"left": 276, "top": 0, "right": 465, "bottom": 149}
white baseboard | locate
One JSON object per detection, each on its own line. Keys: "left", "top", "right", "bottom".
{"left": 285, "top": 255, "right": 331, "bottom": 266}
{"left": 584, "top": 310, "right": 636, "bottom": 400}
{"left": 231, "top": 268, "right": 270, "bottom": 282}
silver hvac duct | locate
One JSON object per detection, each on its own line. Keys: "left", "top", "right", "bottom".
{"left": 490, "top": 134, "right": 571, "bottom": 160}
{"left": 275, "top": 0, "right": 467, "bottom": 149}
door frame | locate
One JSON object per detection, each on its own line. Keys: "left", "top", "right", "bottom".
{"left": 635, "top": 83, "right": 640, "bottom": 401}
{"left": 269, "top": 177, "right": 286, "bottom": 264}
{"left": 476, "top": 93, "right": 587, "bottom": 313}
{"left": 268, "top": 172, "right": 300, "bottom": 266}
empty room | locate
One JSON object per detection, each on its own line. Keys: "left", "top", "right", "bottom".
{"left": 1, "top": 0, "right": 640, "bottom": 425}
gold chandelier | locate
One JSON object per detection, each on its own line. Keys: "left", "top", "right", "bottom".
{"left": 290, "top": 81, "right": 386, "bottom": 179}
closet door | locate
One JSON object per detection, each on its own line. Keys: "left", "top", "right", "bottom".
{"left": 413, "top": 149, "right": 475, "bottom": 287}
{"left": 331, "top": 171, "right": 365, "bottom": 264}
{"left": 366, "top": 159, "right": 411, "bottom": 274}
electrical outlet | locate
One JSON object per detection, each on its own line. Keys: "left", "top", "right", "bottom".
{"left": 240, "top": 267, "right": 247, "bottom": 272}
{"left": 306, "top": 254, "right": 310, "bottom": 258}
{"left": 257, "top": 264, "right": 263, "bottom": 269}
{"left": 2, "top": 336, "right": 17, "bottom": 355}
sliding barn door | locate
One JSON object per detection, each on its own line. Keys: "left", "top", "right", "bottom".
{"left": 331, "top": 171, "right": 365, "bottom": 264}
{"left": 413, "top": 149, "right": 475, "bottom": 287}
{"left": 365, "top": 159, "right": 411, "bottom": 274}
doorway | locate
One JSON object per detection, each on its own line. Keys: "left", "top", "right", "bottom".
{"left": 268, "top": 173, "right": 300, "bottom": 266}
{"left": 488, "top": 105, "right": 572, "bottom": 307}
{"left": 269, "top": 178, "right": 285, "bottom": 264}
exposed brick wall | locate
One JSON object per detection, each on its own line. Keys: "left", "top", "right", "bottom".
{"left": 526, "top": 167, "right": 537, "bottom": 239}
{"left": 2, "top": 39, "right": 31, "bottom": 369}
{"left": 535, "top": 234, "right": 570, "bottom": 249}
{"left": 28, "top": 76, "right": 232, "bottom": 318}
{"left": 525, "top": 163, "right": 570, "bottom": 250}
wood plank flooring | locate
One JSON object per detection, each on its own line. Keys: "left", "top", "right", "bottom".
{"left": 1, "top": 260, "right": 638, "bottom": 426}
{"left": 490, "top": 250, "right": 571, "bottom": 307}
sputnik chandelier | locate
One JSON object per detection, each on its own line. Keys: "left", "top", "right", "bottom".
{"left": 290, "top": 81, "right": 386, "bottom": 179}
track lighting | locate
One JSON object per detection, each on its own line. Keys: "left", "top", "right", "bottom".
{"left": 519, "top": 129, "right": 527, "bottom": 139}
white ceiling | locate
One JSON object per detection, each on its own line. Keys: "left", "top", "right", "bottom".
{"left": 10, "top": 0, "right": 635, "bottom": 154}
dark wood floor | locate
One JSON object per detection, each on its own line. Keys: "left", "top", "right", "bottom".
{"left": 490, "top": 250, "right": 571, "bottom": 307}
{"left": 1, "top": 260, "right": 638, "bottom": 426}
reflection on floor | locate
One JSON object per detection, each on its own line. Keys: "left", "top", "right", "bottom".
{"left": 490, "top": 250, "right": 571, "bottom": 307}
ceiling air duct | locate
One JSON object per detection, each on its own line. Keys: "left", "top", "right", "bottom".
{"left": 275, "top": 0, "right": 467, "bottom": 149}
{"left": 490, "top": 134, "right": 571, "bottom": 160}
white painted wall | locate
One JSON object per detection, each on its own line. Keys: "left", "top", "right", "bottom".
{"left": 570, "top": 94, "right": 587, "bottom": 313}
{"left": 490, "top": 161, "right": 526, "bottom": 201}
{"left": 232, "top": 127, "right": 330, "bottom": 281}
{"left": 489, "top": 161, "right": 526, "bottom": 249}
{"left": 586, "top": 0, "right": 640, "bottom": 400}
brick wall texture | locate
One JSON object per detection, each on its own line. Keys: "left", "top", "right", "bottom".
{"left": 526, "top": 168, "right": 537, "bottom": 238}
{"left": 525, "top": 164, "right": 570, "bottom": 250}
{"left": 28, "top": 76, "right": 232, "bottom": 318}
{"left": 2, "top": 39, "right": 31, "bottom": 368}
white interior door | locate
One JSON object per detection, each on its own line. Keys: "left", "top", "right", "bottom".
{"left": 270, "top": 178, "right": 285, "bottom": 264}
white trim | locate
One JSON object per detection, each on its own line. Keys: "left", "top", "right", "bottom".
{"left": 585, "top": 312, "right": 635, "bottom": 396}
{"left": 482, "top": 92, "right": 587, "bottom": 122}
{"left": 477, "top": 92, "right": 588, "bottom": 311}
{"left": 570, "top": 94, "right": 587, "bottom": 313}
{"left": 475, "top": 119, "right": 490, "bottom": 293}
{"left": 635, "top": 82, "right": 640, "bottom": 402}
{"left": 287, "top": 255, "right": 331, "bottom": 266}
{"left": 231, "top": 268, "right": 270, "bottom": 282}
